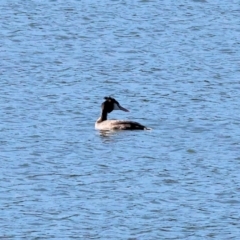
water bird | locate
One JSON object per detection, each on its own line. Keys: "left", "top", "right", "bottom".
{"left": 95, "top": 97, "right": 150, "bottom": 130}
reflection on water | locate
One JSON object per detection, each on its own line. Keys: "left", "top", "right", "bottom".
{"left": 99, "top": 130, "right": 117, "bottom": 137}
{"left": 97, "top": 130, "right": 120, "bottom": 142}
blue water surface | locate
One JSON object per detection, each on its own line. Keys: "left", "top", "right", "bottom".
{"left": 1, "top": 0, "right": 240, "bottom": 239}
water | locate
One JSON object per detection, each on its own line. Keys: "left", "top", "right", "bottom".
{"left": 1, "top": 0, "right": 240, "bottom": 239}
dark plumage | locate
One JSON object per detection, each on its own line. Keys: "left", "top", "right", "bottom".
{"left": 95, "top": 97, "right": 150, "bottom": 130}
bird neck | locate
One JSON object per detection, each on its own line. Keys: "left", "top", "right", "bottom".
{"left": 98, "top": 108, "right": 108, "bottom": 122}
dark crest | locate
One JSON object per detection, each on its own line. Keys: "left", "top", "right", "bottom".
{"left": 104, "top": 96, "right": 114, "bottom": 102}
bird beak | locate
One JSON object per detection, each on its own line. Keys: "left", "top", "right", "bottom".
{"left": 113, "top": 103, "right": 129, "bottom": 112}
{"left": 119, "top": 105, "right": 129, "bottom": 112}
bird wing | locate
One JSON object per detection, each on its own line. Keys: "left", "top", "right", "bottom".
{"left": 110, "top": 120, "right": 147, "bottom": 130}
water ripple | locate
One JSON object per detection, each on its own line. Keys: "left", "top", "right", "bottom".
{"left": 1, "top": 0, "right": 240, "bottom": 239}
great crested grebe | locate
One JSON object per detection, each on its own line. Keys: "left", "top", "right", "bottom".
{"left": 95, "top": 97, "right": 150, "bottom": 130}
